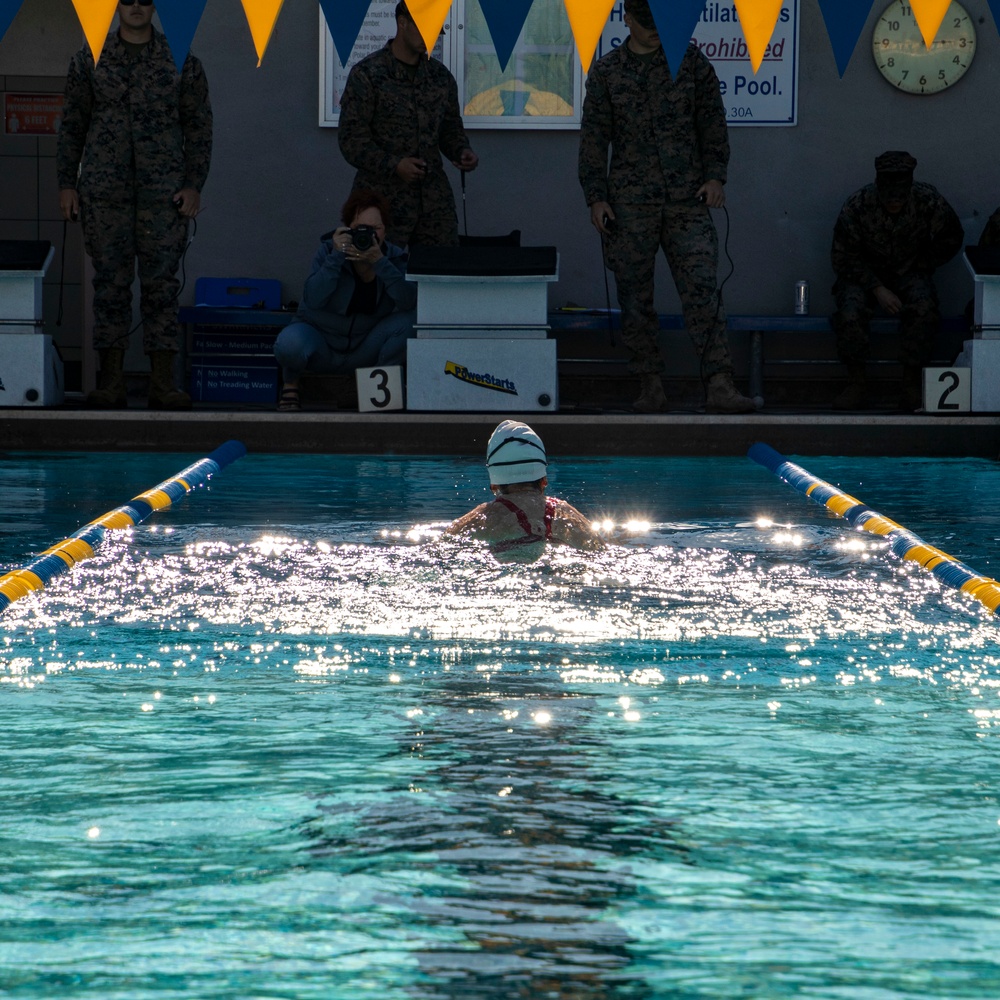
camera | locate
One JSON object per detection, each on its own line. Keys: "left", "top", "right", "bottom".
{"left": 349, "top": 224, "right": 378, "bottom": 251}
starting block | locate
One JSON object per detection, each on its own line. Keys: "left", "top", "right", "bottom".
{"left": 0, "top": 334, "right": 64, "bottom": 407}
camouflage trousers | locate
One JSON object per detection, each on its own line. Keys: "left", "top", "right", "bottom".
{"left": 81, "top": 195, "right": 189, "bottom": 353}
{"left": 605, "top": 201, "right": 732, "bottom": 378}
{"left": 832, "top": 273, "right": 940, "bottom": 367}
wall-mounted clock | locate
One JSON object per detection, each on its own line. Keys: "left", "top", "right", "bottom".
{"left": 872, "top": 0, "right": 976, "bottom": 94}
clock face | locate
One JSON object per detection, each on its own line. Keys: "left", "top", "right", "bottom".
{"left": 872, "top": 0, "right": 976, "bottom": 94}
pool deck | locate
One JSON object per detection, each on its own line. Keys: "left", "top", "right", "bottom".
{"left": 4, "top": 404, "right": 1000, "bottom": 457}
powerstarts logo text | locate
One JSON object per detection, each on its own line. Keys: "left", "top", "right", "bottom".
{"left": 444, "top": 361, "right": 518, "bottom": 395}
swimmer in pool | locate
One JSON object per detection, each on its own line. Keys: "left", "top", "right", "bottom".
{"left": 444, "top": 420, "right": 605, "bottom": 561}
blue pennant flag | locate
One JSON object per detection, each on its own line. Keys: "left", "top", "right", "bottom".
{"left": 648, "top": 0, "right": 706, "bottom": 78}
{"left": 156, "top": 0, "right": 209, "bottom": 73}
{"left": 816, "top": 0, "right": 872, "bottom": 77}
{"left": 479, "top": 0, "right": 534, "bottom": 73}
{"left": 319, "top": 0, "right": 374, "bottom": 66}
{"left": 986, "top": 0, "right": 1000, "bottom": 45}
{"left": 0, "top": 0, "right": 25, "bottom": 46}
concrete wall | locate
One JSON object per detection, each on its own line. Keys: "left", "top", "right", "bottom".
{"left": 3, "top": 0, "right": 999, "bottom": 330}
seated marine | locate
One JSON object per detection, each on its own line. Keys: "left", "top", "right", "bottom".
{"left": 444, "top": 420, "right": 605, "bottom": 562}
{"left": 830, "top": 150, "right": 963, "bottom": 412}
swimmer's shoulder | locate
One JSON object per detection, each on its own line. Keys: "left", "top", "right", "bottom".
{"left": 550, "top": 496, "right": 606, "bottom": 551}
{"left": 444, "top": 502, "right": 491, "bottom": 536}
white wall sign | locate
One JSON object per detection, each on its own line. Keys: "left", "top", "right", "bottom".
{"left": 596, "top": 0, "right": 799, "bottom": 127}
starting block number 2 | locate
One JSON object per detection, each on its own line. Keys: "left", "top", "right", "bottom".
{"left": 356, "top": 365, "right": 404, "bottom": 412}
{"left": 923, "top": 367, "right": 970, "bottom": 413}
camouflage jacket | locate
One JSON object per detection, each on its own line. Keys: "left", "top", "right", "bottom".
{"left": 338, "top": 44, "right": 469, "bottom": 202}
{"left": 57, "top": 28, "right": 212, "bottom": 201}
{"left": 831, "top": 181, "right": 964, "bottom": 289}
{"left": 578, "top": 41, "right": 729, "bottom": 207}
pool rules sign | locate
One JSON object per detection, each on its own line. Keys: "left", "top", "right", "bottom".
{"left": 598, "top": 0, "right": 799, "bottom": 126}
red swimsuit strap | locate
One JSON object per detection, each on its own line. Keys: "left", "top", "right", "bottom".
{"left": 494, "top": 495, "right": 557, "bottom": 543}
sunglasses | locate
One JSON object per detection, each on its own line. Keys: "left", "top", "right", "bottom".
{"left": 120, "top": 0, "right": 154, "bottom": 6}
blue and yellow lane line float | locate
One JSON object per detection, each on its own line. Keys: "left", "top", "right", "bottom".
{"left": 0, "top": 440, "right": 247, "bottom": 614}
{"left": 748, "top": 442, "right": 1000, "bottom": 615}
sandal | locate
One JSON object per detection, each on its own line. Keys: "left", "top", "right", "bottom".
{"left": 277, "top": 385, "right": 301, "bottom": 412}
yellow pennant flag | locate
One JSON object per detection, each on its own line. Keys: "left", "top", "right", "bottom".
{"left": 240, "top": 0, "right": 286, "bottom": 66}
{"left": 732, "top": 0, "right": 783, "bottom": 73}
{"left": 406, "top": 0, "right": 454, "bottom": 56}
{"left": 69, "top": 0, "right": 118, "bottom": 64}
{"left": 911, "top": 0, "right": 951, "bottom": 47}
{"left": 564, "top": 0, "right": 617, "bottom": 71}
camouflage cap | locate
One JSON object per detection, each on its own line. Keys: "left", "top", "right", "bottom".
{"left": 623, "top": 0, "right": 656, "bottom": 29}
{"left": 875, "top": 150, "right": 917, "bottom": 175}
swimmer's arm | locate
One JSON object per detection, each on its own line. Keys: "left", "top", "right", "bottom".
{"left": 553, "top": 501, "right": 606, "bottom": 551}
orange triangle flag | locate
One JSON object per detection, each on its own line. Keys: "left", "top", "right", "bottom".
{"left": 911, "top": 0, "right": 951, "bottom": 47}
{"left": 406, "top": 0, "right": 454, "bottom": 55}
{"left": 732, "top": 0, "right": 783, "bottom": 73}
{"left": 564, "top": 0, "right": 617, "bottom": 71}
{"left": 69, "top": 0, "right": 118, "bottom": 64}
{"left": 240, "top": 0, "right": 286, "bottom": 66}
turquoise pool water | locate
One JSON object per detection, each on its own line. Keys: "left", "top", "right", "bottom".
{"left": 3, "top": 451, "right": 1000, "bottom": 998}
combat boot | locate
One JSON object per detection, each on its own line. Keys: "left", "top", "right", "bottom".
{"left": 86, "top": 348, "right": 128, "bottom": 408}
{"left": 705, "top": 373, "right": 756, "bottom": 413}
{"left": 897, "top": 365, "right": 924, "bottom": 412}
{"left": 833, "top": 364, "right": 868, "bottom": 410}
{"left": 633, "top": 374, "right": 668, "bottom": 413}
{"left": 147, "top": 351, "right": 192, "bottom": 410}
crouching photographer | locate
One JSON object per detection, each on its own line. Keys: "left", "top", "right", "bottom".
{"left": 274, "top": 188, "right": 416, "bottom": 411}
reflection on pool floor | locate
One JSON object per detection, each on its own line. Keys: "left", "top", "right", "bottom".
{"left": 2, "top": 454, "right": 1000, "bottom": 998}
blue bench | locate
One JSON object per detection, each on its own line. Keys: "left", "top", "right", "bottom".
{"left": 548, "top": 309, "right": 969, "bottom": 398}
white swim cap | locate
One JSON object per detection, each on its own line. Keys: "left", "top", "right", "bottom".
{"left": 486, "top": 420, "right": 548, "bottom": 485}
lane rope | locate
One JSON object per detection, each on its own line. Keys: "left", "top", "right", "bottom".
{"left": 748, "top": 441, "right": 1000, "bottom": 615}
{"left": 0, "top": 440, "right": 247, "bottom": 614}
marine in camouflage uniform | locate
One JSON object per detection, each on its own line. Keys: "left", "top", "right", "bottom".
{"left": 578, "top": 0, "right": 753, "bottom": 414}
{"left": 831, "top": 151, "right": 963, "bottom": 411}
{"left": 57, "top": 12, "right": 212, "bottom": 408}
{"left": 338, "top": 2, "right": 477, "bottom": 248}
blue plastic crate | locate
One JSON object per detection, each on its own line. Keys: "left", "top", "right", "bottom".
{"left": 193, "top": 277, "right": 281, "bottom": 310}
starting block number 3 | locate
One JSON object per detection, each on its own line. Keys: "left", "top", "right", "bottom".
{"left": 356, "top": 365, "right": 404, "bottom": 412}
{"left": 923, "top": 367, "right": 970, "bottom": 413}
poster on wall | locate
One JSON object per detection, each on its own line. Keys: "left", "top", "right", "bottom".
{"left": 4, "top": 93, "right": 64, "bottom": 135}
{"left": 596, "top": 0, "right": 799, "bottom": 126}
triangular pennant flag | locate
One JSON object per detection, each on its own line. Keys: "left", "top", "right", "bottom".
{"left": 319, "top": 0, "right": 373, "bottom": 66}
{"left": 648, "top": 0, "right": 705, "bottom": 78}
{"left": 479, "top": 0, "right": 534, "bottom": 72}
{"left": 732, "top": 0, "right": 783, "bottom": 73}
{"left": 156, "top": 0, "right": 208, "bottom": 72}
{"left": 69, "top": 0, "right": 118, "bottom": 64}
{"left": 815, "top": 0, "right": 871, "bottom": 76}
{"left": 405, "top": 0, "right": 454, "bottom": 56}
{"left": 564, "top": 0, "right": 617, "bottom": 71}
{"left": 987, "top": 0, "right": 1000, "bottom": 37}
{"left": 911, "top": 0, "right": 951, "bottom": 47}
{"left": 240, "top": 0, "right": 286, "bottom": 66}
{"left": 0, "top": 0, "right": 26, "bottom": 47}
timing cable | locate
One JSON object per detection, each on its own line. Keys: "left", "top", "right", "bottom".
{"left": 595, "top": 200, "right": 735, "bottom": 363}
